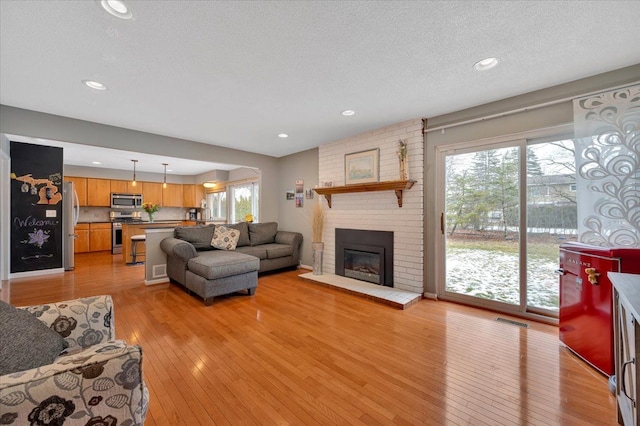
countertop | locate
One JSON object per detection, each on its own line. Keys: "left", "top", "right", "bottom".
{"left": 610, "top": 272, "right": 640, "bottom": 319}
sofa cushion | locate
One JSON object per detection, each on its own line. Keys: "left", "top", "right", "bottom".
{"left": 226, "top": 222, "right": 250, "bottom": 247}
{"left": 175, "top": 225, "right": 216, "bottom": 250}
{"left": 265, "top": 243, "right": 293, "bottom": 259}
{"left": 189, "top": 252, "right": 259, "bottom": 280}
{"left": 249, "top": 222, "right": 278, "bottom": 246}
{"left": 235, "top": 245, "right": 267, "bottom": 259}
{"left": 211, "top": 226, "right": 240, "bottom": 250}
{"left": 0, "top": 300, "right": 68, "bottom": 375}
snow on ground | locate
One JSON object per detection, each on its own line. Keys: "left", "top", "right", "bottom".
{"left": 446, "top": 248, "right": 559, "bottom": 311}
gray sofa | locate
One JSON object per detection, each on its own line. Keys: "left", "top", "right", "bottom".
{"left": 160, "top": 222, "right": 302, "bottom": 304}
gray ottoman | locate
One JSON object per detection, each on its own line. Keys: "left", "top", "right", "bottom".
{"left": 186, "top": 251, "right": 259, "bottom": 305}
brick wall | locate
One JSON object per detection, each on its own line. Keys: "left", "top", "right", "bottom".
{"left": 318, "top": 119, "right": 424, "bottom": 293}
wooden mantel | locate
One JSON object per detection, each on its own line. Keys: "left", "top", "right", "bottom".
{"left": 313, "top": 180, "right": 416, "bottom": 208}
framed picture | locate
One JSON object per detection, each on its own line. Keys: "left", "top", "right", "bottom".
{"left": 345, "top": 148, "right": 379, "bottom": 185}
{"left": 286, "top": 190, "right": 294, "bottom": 200}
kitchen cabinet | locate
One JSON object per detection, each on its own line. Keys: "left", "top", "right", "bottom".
{"left": 163, "top": 183, "right": 183, "bottom": 207}
{"left": 183, "top": 184, "right": 204, "bottom": 208}
{"left": 89, "top": 222, "right": 112, "bottom": 251}
{"left": 87, "top": 178, "right": 111, "bottom": 206}
{"left": 66, "top": 176, "right": 87, "bottom": 206}
{"left": 74, "top": 223, "right": 90, "bottom": 253}
{"left": 143, "top": 182, "right": 163, "bottom": 207}
{"left": 612, "top": 272, "right": 640, "bottom": 426}
{"left": 111, "top": 179, "right": 142, "bottom": 194}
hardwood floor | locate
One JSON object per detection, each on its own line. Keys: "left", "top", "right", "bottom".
{"left": 3, "top": 252, "right": 616, "bottom": 425}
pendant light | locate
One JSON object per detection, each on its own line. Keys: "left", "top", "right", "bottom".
{"left": 162, "top": 163, "right": 168, "bottom": 189}
{"left": 131, "top": 159, "right": 138, "bottom": 186}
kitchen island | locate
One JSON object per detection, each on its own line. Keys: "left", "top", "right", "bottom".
{"left": 121, "top": 222, "right": 182, "bottom": 285}
{"left": 121, "top": 222, "right": 182, "bottom": 265}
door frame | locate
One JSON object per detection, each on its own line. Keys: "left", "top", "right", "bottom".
{"left": 433, "top": 125, "right": 573, "bottom": 323}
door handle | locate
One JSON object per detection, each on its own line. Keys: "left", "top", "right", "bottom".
{"left": 440, "top": 213, "right": 444, "bottom": 235}
{"left": 555, "top": 268, "right": 565, "bottom": 275}
{"left": 621, "top": 357, "right": 636, "bottom": 407}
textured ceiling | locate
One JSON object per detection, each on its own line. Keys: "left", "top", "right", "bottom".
{"left": 2, "top": 0, "right": 640, "bottom": 165}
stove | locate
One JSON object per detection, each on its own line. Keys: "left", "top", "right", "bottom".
{"left": 110, "top": 211, "right": 143, "bottom": 254}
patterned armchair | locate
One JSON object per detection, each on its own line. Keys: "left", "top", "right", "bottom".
{"left": 0, "top": 295, "right": 148, "bottom": 425}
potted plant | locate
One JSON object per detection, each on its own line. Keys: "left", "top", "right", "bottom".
{"left": 311, "top": 202, "right": 325, "bottom": 275}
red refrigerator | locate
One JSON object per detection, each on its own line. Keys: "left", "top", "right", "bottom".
{"left": 559, "top": 242, "right": 640, "bottom": 376}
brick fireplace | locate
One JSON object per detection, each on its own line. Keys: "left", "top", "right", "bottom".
{"left": 317, "top": 118, "right": 424, "bottom": 294}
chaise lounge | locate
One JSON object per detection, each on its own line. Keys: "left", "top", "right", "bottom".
{"left": 160, "top": 221, "right": 302, "bottom": 305}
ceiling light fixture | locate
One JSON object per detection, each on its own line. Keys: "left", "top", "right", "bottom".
{"left": 162, "top": 163, "right": 168, "bottom": 189}
{"left": 92, "top": 161, "right": 102, "bottom": 165}
{"left": 131, "top": 159, "right": 138, "bottom": 187}
{"left": 473, "top": 57, "right": 500, "bottom": 71}
{"left": 278, "top": 133, "right": 289, "bottom": 138}
{"left": 341, "top": 110, "right": 355, "bottom": 116}
{"left": 99, "top": 0, "right": 133, "bottom": 20}
{"left": 83, "top": 80, "right": 107, "bottom": 91}
{"left": 203, "top": 182, "right": 217, "bottom": 188}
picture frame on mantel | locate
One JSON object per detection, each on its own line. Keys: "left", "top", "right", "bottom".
{"left": 345, "top": 148, "right": 379, "bottom": 185}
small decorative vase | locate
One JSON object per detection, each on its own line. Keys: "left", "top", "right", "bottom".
{"left": 400, "top": 157, "right": 408, "bottom": 180}
{"left": 312, "top": 242, "right": 324, "bottom": 275}
{"left": 148, "top": 212, "right": 154, "bottom": 223}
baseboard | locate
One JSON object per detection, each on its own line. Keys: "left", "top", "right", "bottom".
{"left": 299, "top": 264, "right": 312, "bottom": 271}
{"left": 424, "top": 292, "right": 438, "bottom": 300}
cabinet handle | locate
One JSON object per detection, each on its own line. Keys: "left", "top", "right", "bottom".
{"left": 621, "top": 357, "right": 636, "bottom": 408}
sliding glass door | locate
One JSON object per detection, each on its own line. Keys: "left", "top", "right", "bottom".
{"left": 440, "top": 138, "right": 576, "bottom": 317}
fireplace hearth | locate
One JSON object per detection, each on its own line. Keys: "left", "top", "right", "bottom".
{"left": 335, "top": 228, "right": 393, "bottom": 287}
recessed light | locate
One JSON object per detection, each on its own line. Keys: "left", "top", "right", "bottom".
{"left": 341, "top": 110, "right": 355, "bottom": 116}
{"left": 278, "top": 133, "right": 289, "bottom": 138}
{"left": 83, "top": 80, "right": 107, "bottom": 90}
{"left": 99, "top": 0, "right": 133, "bottom": 19}
{"left": 92, "top": 161, "right": 102, "bottom": 165}
{"left": 473, "top": 57, "right": 500, "bottom": 71}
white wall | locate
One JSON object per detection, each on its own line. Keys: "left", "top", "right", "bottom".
{"left": 318, "top": 119, "right": 424, "bottom": 293}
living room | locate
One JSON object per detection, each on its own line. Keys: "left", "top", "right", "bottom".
{"left": 2, "top": 1, "right": 640, "bottom": 425}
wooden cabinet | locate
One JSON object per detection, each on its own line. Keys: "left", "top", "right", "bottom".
{"left": 111, "top": 179, "right": 141, "bottom": 194}
{"left": 87, "top": 178, "right": 111, "bottom": 206}
{"left": 66, "top": 176, "right": 87, "bottom": 206}
{"left": 163, "top": 183, "right": 183, "bottom": 207}
{"left": 143, "top": 182, "right": 163, "bottom": 207}
{"left": 612, "top": 272, "right": 640, "bottom": 426}
{"left": 183, "top": 184, "right": 204, "bottom": 208}
{"left": 74, "top": 223, "right": 90, "bottom": 253}
{"left": 89, "top": 223, "right": 112, "bottom": 251}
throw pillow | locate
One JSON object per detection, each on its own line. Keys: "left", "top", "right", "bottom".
{"left": 249, "top": 222, "right": 278, "bottom": 246}
{"left": 0, "top": 300, "right": 68, "bottom": 375}
{"left": 175, "top": 224, "right": 216, "bottom": 250}
{"left": 211, "top": 225, "right": 240, "bottom": 250}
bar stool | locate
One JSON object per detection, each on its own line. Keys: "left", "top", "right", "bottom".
{"left": 129, "top": 234, "right": 146, "bottom": 264}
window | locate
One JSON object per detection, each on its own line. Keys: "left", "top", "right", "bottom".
{"left": 229, "top": 181, "right": 259, "bottom": 223}
{"left": 206, "top": 191, "right": 227, "bottom": 221}
{"left": 206, "top": 180, "right": 260, "bottom": 223}
{"left": 569, "top": 184, "right": 577, "bottom": 192}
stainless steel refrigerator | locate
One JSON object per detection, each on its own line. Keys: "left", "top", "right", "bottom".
{"left": 62, "top": 181, "right": 80, "bottom": 270}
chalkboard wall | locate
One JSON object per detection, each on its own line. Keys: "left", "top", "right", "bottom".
{"left": 10, "top": 141, "right": 63, "bottom": 273}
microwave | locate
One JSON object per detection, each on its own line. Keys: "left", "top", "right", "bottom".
{"left": 111, "top": 193, "right": 143, "bottom": 209}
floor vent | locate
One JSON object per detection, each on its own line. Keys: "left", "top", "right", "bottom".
{"left": 495, "top": 317, "right": 529, "bottom": 328}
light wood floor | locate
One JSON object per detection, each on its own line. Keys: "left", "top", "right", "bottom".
{"left": 3, "top": 252, "right": 616, "bottom": 425}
